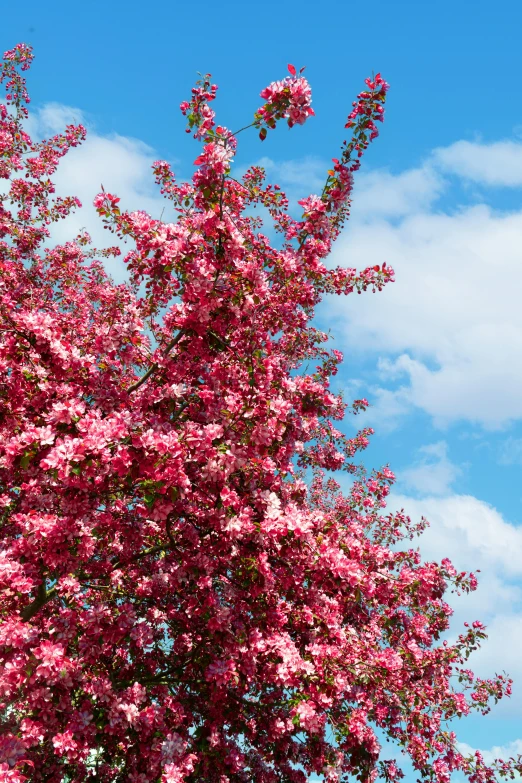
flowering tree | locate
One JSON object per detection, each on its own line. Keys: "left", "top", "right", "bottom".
{"left": 0, "top": 43, "right": 520, "bottom": 783}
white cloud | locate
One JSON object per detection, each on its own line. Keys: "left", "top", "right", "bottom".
{"left": 434, "top": 139, "right": 522, "bottom": 187}
{"left": 358, "top": 384, "right": 412, "bottom": 433}
{"left": 26, "top": 103, "right": 169, "bottom": 282}
{"left": 393, "top": 492, "right": 522, "bottom": 580}
{"left": 350, "top": 164, "right": 444, "bottom": 220}
{"left": 458, "top": 738, "right": 522, "bottom": 765}
{"left": 323, "top": 202, "right": 522, "bottom": 429}
{"left": 256, "top": 155, "right": 326, "bottom": 193}
{"left": 400, "top": 441, "right": 462, "bottom": 496}
{"left": 28, "top": 101, "right": 87, "bottom": 136}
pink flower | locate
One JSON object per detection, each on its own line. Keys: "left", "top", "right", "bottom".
{"left": 296, "top": 702, "right": 324, "bottom": 734}
{"left": 33, "top": 641, "right": 65, "bottom": 668}
{"left": 52, "top": 730, "right": 76, "bottom": 756}
{"left": 161, "top": 733, "right": 185, "bottom": 761}
{"left": 258, "top": 75, "right": 314, "bottom": 130}
{"left": 205, "top": 658, "right": 237, "bottom": 687}
{"left": 119, "top": 703, "right": 140, "bottom": 724}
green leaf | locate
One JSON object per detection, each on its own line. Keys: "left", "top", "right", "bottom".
{"left": 20, "top": 451, "right": 33, "bottom": 470}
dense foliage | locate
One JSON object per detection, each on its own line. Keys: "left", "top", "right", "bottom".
{"left": 0, "top": 44, "right": 520, "bottom": 783}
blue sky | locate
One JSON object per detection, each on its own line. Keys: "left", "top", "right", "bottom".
{"left": 4, "top": 0, "right": 522, "bottom": 774}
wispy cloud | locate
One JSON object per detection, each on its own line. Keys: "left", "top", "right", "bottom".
{"left": 499, "top": 437, "right": 522, "bottom": 466}
{"left": 325, "top": 198, "right": 522, "bottom": 429}
{"left": 400, "top": 441, "right": 462, "bottom": 496}
{"left": 434, "top": 139, "right": 522, "bottom": 187}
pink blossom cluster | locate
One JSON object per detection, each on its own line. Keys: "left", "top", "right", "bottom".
{"left": 255, "top": 64, "right": 314, "bottom": 139}
{"left": 345, "top": 73, "right": 390, "bottom": 138}
{"left": 179, "top": 72, "right": 217, "bottom": 139}
{"left": 290, "top": 75, "right": 392, "bottom": 257}
{"left": 0, "top": 42, "right": 520, "bottom": 783}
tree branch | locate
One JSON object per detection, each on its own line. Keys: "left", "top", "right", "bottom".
{"left": 127, "top": 329, "right": 186, "bottom": 394}
{"left": 20, "top": 581, "right": 57, "bottom": 622}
